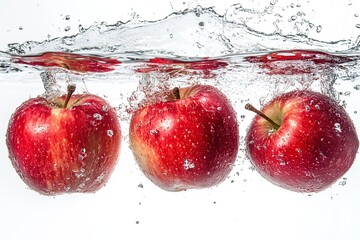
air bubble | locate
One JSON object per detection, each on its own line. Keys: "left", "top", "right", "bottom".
{"left": 78, "top": 24, "right": 85, "bottom": 32}
{"left": 334, "top": 123, "right": 342, "bottom": 133}
{"left": 64, "top": 26, "right": 71, "bottom": 32}
{"left": 356, "top": 24, "right": 360, "bottom": 28}
{"left": 64, "top": 15, "right": 71, "bottom": 20}
{"left": 354, "top": 85, "right": 360, "bottom": 90}
{"left": 316, "top": 25, "right": 322, "bottom": 33}
{"left": 290, "top": 15, "right": 297, "bottom": 21}
{"left": 339, "top": 181, "right": 347, "bottom": 186}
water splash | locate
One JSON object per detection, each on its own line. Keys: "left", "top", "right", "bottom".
{"left": 4, "top": 6, "right": 360, "bottom": 57}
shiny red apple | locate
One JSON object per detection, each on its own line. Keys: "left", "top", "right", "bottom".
{"left": 245, "top": 90, "right": 359, "bottom": 193}
{"left": 6, "top": 85, "right": 121, "bottom": 195}
{"left": 129, "top": 85, "right": 239, "bottom": 191}
{"left": 246, "top": 50, "right": 352, "bottom": 75}
{"left": 12, "top": 52, "right": 121, "bottom": 72}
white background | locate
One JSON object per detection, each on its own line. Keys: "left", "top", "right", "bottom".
{"left": 0, "top": 1, "right": 359, "bottom": 240}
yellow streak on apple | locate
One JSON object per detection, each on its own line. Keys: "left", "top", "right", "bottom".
{"left": 130, "top": 109, "right": 162, "bottom": 181}
{"left": 47, "top": 108, "right": 75, "bottom": 191}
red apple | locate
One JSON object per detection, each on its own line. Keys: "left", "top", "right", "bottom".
{"left": 245, "top": 90, "right": 359, "bottom": 193}
{"left": 6, "top": 85, "right": 121, "bottom": 195}
{"left": 135, "top": 57, "right": 228, "bottom": 78}
{"left": 246, "top": 50, "right": 352, "bottom": 75}
{"left": 129, "top": 85, "right": 239, "bottom": 191}
{"left": 12, "top": 52, "right": 121, "bottom": 72}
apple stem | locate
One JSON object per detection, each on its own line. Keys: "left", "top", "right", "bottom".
{"left": 63, "top": 84, "right": 76, "bottom": 108}
{"left": 245, "top": 103, "right": 280, "bottom": 130}
{"left": 173, "top": 87, "right": 181, "bottom": 100}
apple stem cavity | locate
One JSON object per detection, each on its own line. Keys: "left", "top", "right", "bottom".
{"left": 245, "top": 103, "right": 281, "bottom": 130}
{"left": 173, "top": 87, "right": 181, "bottom": 100}
{"left": 64, "top": 84, "right": 76, "bottom": 108}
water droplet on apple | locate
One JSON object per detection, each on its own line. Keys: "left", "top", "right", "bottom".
{"left": 77, "top": 182, "right": 86, "bottom": 191}
{"left": 183, "top": 159, "right": 195, "bottom": 170}
{"left": 96, "top": 173, "right": 106, "bottom": 183}
{"left": 305, "top": 105, "right": 310, "bottom": 111}
{"left": 107, "top": 129, "right": 114, "bottom": 137}
{"left": 217, "top": 107, "right": 222, "bottom": 111}
{"left": 150, "top": 129, "right": 159, "bottom": 135}
{"left": 315, "top": 104, "right": 320, "bottom": 109}
{"left": 334, "top": 123, "right": 342, "bottom": 133}
{"left": 102, "top": 105, "right": 109, "bottom": 112}
{"left": 78, "top": 148, "right": 87, "bottom": 160}
{"left": 93, "top": 113, "right": 103, "bottom": 120}
{"left": 249, "top": 166, "right": 256, "bottom": 171}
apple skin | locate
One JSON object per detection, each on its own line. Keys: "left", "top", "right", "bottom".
{"left": 6, "top": 90, "right": 121, "bottom": 195}
{"left": 246, "top": 90, "right": 359, "bottom": 193}
{"left": 129, "top": 85, "right": 239, "bottom": 191}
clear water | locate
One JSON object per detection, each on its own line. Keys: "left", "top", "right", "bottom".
{"left": 1, "top": 3, "right": 360, "bottom": 240}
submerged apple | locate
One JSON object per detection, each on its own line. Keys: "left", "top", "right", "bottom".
{"left": 129, "top": 85, "right": 239, "bottom": 191}
{"left": 6, "top": 85, "right": 122, "bottom": 195}
{"left": 245, "top": 90, "right": 359, "bottom": 193}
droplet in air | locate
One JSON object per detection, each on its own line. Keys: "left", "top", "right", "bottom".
{"left": 64, "top": 26, "right": 71, "bottom": 32}
{"left": 316, "top": 25, "right": 322, "bottom": 33}
{"left": 339, "top": 181, "right": 347, "bottom": 186}
{"left": 78, "top": 24, "right": 85, "bottom": 32}
{"left": 64, "top": 15, "right": 71, "bottom": 20}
